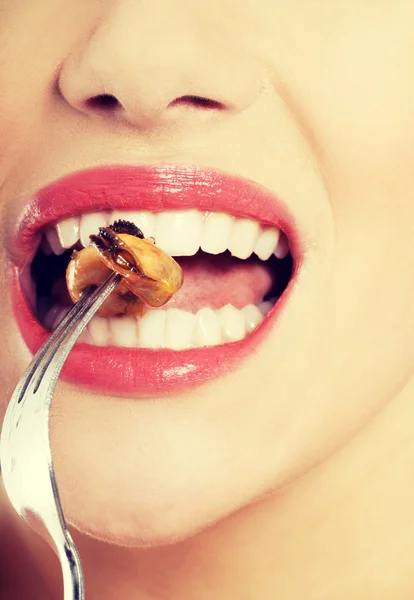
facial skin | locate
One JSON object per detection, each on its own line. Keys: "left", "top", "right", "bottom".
{"left": 2, "top": 1, "right": 414, "bottom": 598}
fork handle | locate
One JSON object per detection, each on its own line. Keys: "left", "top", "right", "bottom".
{"left": 60, "top": 537, "right": 84, "bottom": 600}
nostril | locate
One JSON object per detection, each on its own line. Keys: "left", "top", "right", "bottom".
{"left": 169, "top": 95, "right": 225, "bottom": 110}
{"left": 81, "top": 92, "right": 225, "bottom": 121}
{"left": 86, "top": 94, "right": 121, "bottom": 111}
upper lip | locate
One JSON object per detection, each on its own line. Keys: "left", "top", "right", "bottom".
{"left": 9, "top": 163, "right": 301, "bottom": 268}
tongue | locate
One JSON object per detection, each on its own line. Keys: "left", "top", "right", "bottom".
{"left": 167, "top": 251, "right": 273, "bottom": 313}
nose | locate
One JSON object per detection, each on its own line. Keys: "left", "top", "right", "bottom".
{"left": 58, "top": 1, "right": 263, "bottom": 130}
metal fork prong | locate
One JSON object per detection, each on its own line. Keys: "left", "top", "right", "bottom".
{"left": 18, "top": 273, "right": 120, "bottom": 403}
{"left": 16, "top": 287, "right": 95, "bottom": 403}
{"left": 31, "top": 272, "right": 121, "bottom": 393}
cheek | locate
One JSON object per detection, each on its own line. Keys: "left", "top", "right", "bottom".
{"left": 0, "top": 1, "right": 102, "bottom": 177}
{"left": 298, "top": 201, "right": 414, "bottom": 463}
{"left": 286, "top": 11, "right": 414, "bottom": 180}
{"left": 250, "top": 2, "right": 414, "bottom": 191}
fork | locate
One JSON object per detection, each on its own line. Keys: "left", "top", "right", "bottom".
{"left": 0, "top": 271, "right": 121, "bottom": 600}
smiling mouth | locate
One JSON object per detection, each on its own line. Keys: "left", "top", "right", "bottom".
{"left": 28, "top": 209, "right": 293, "bottom": 349}
{"left": 10, "top": 164, "right": 301, "bottom": 395}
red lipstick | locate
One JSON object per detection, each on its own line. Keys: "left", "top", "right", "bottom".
{"left": 10, "top": 164, "right": 301, "bottom": 397}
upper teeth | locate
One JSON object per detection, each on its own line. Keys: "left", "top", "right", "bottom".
{"left": 45, "top": 209, "right": 290, "bottom": 260}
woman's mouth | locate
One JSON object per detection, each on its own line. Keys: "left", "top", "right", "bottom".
{"left": 10, "top": 165, "right": 302, "bottom": 396}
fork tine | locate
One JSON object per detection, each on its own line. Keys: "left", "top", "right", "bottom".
{"left": 32, "top": 272, "right": 121, "bottom": 393}
{"left": 17, "top": 288, "right": 94, "bottom": 403}
{"left": 18, "top": 272, "right": 121, "bottom": 401}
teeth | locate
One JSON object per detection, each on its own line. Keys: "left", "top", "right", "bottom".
{"left": 56, "top": 216, "right": 80, "bottom": 249}
{"left": 88, "top": 316, "right": 110, "bottom": 346}
{"left": 217, "top": 304, "right": 246, "bottom": 342}
{"left": 165, "top": 308, "right": 196, "bottom": 350}
{"left": 41, "top": 208, "right": 290, "bottom": 349}
{"left": 194, "top": 307, "right": 222, "bottom": 346}
{"left": 45, "top": 227, "right": 66, "bottom": 255}
{"left": 137, "top": 309, "right": 166, "bottom": 349}
{"left": 241, "top": 304, "right": 264, "bottom": 333}
{"left": 80, "top": 212, "right": 109, "bottom": 247}
{"left": 228, "top": 218, "right": 260, "bottom": 260}
{"left": 109, "top": 315, "right": 138, "bottom": 347}
{"left": 48, "top": 301, "right": 274, "bottom": 348}
{"left": 154, "top": 209, "right": 203, "bottom": 256}
{"left": 254, "top": 227, "right": 280, "bottom": 261}
{"left": 46, "top": 209, "right": 289, "bottom": 261}
{"left": 78, "top": 328, "right": 91, "bottom": 344}
{"left": 200, "top": 212, "right": 234, "bottom": 255}
{"left": 274, "top": 233, "right": 290, "bottom": 259}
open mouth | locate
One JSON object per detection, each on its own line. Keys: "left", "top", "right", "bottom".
{"left": 10, "top": 165, "right": 301, "bottom": 396}
{"left": 29, "top": 210, "right": 292, "bottom": 348}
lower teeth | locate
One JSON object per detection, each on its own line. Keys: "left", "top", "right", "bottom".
{"left": 48, "top": 300, "right": 277, "bottom": 350}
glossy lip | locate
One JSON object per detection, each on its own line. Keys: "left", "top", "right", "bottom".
{"left": 10, "top": 164, "right": 302, "bottom": 397}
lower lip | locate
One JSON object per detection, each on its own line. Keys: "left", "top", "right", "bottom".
{"left": 11, "top": 267, "right": 296, "bottom": 397}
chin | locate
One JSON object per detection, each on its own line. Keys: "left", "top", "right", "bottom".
{"left": 63, "top": 462, "right": 248, "bottom": 548}
{"left": 50, "top": 390, "right": 268, "bottom": 549}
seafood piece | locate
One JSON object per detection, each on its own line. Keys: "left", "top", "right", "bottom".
{"left": 66, "top": 219, "right": 183, "bottom": 316}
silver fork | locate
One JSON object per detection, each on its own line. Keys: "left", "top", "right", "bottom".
{"left": 0, "top": 271, "right": 121, "bottom": 600}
